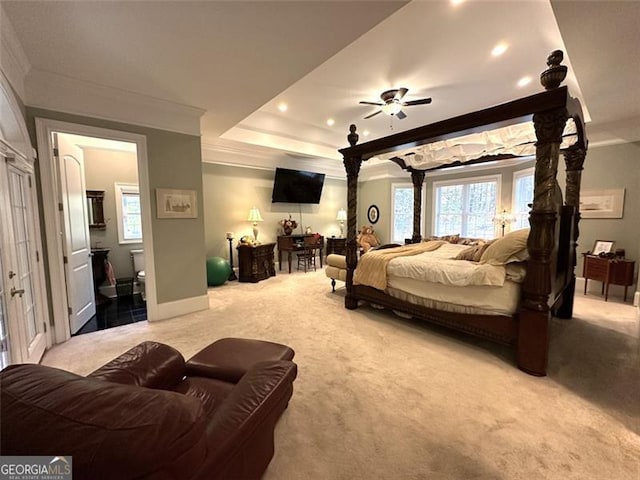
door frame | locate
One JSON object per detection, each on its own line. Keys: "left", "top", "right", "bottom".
{"left": 35, "top": 119, "right": 157, "bottom": 344}
{"left": 1, "top": 71, "right": 48, "bottom": 363}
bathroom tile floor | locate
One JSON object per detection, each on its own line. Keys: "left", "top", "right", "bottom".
{"left": 75, "top": 294, "right": 147, "bottom": 336}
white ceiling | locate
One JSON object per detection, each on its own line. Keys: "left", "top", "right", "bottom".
{"left": 3, "top": 0, "right": 639, "bottom": 173}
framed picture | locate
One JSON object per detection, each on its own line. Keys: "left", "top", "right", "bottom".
{"left": 580, "top": 189, "right": 625, "bottom": 218}
{"left": 156, "top": 188, "right": 197, "bottom": 219}
{"left": 591, "top": 240, "right": 615, "bottom": 256}
{"left": 367, "top": 204, "right": 379, "bottom": 224}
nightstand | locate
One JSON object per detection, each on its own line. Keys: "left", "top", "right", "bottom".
{"left": 582, "top": 254, "right": 635, "bottom": 302}
{"left": 237, "top": 243, "right": 276, "bottom": 283}
{"left": 326, "top": 237, "right": 347, "bottom": 256}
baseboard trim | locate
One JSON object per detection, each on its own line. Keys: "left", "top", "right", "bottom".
{"left": 151, "top": 294, "right": 209, "bottom": 322}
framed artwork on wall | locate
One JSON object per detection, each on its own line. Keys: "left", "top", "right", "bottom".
{"left": 156, "top": 188, "right": 197, "bottom": 219}
{"left": 367, "top": 204, "right": 379, "bottom": 224}
{"left": 580, "top": 189, "right": 625, "bottom": 218}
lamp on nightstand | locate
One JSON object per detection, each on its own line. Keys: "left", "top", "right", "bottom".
{"left": 247, "top": 207, "right": 264, "bottom": 243}
{"left": 336, "top": 209, "right": 347, "bottom": 238}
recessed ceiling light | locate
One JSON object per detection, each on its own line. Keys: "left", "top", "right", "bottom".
{"left": 326, "top": 118, "right": 335, "bottom": 126}
{"left": 450, "top": 0, "right": 465, "bottom": 5}
{"left": 491, "top": 42, "right": 508, "bottom": 57}
{"left": 363, "top": 130, "right": 370, "bottom": 137}
{"left": 517, "top": 76, "right": 532, "bottom": 88}
{"left": 277, "top": 102, "right": 288, "bottom": 112}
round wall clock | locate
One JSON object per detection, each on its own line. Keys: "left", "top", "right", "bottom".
{"left": 367, "top": 205, "right": 380, "bottom": 224}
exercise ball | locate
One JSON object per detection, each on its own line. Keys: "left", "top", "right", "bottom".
{"left": 206, "top": 257, "right": 231, "bottom": 286}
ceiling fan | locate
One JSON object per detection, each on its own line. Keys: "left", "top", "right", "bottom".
{"left": 360, "top": 88, "right": 432, "bottom": 120}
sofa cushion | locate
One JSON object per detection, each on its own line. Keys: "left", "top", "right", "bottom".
{"left": 1, "top": 364, "right": 208, "bottom": 480}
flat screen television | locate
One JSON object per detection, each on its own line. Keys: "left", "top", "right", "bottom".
{"left": 271, "top": 167, "right": 325, "bottom": 204}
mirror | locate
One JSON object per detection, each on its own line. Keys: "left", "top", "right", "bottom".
{"left": 86, "top": 190, "right": 106, "bottom": 229}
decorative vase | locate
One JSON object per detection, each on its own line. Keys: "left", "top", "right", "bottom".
{"left": 284, "top": 226, "right": 293, "bottom": 235}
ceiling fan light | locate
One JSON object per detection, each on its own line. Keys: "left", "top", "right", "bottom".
{"left": 381, "top": 102, "right": 402, "bottom": 116}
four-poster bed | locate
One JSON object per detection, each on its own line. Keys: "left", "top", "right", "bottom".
{"left": 339, "top": 51, "right": 587, "bottom": 376}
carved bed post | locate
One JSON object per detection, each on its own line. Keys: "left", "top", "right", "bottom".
{"left": 410, "top": 168, "right": 425, "bottom": 243}
{"left": 517, "top": 51, "right": 569, "bottom": 376}
{"left": 344, "top": 124, "right": 362, "bottom": 309}
{"left": 556, "top": 143, "right": 586, "bottom": 319}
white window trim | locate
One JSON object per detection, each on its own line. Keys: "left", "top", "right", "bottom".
{"left": 512, "top": 167, "right": 535, "bottom": 229}
{"left": 390, "top": 182, "right": 425, "bottom": 244}
{"left": 431, "top": 173, "right": 502, "bottom": 237}
{"left": 114, "top": 182, "right": 142, "bottom": 244}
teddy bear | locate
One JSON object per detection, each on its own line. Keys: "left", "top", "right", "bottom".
{"left": 357, "top": 225, "right": 380, "bottom": 253}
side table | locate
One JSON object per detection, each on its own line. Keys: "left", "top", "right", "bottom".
{"left": 582, "top": 254, "right": 635, "bottom": 302}
{"left": 237, "top": 243, "right": 276, "bottom": 283}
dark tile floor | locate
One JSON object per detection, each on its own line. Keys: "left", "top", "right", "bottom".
{"left": 75, "top": 294, "right": 147, "bottom": 336}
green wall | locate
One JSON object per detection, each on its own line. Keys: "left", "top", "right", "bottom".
{"left": 202, "top": 163, "right": 347, "bottom": 263}
{"left": 557, "top": 141, "right": 640, "bottom": 282}
{"left": 25, "top": 107, "right": 207, "bottom": 304}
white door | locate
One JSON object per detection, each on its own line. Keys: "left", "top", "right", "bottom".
{"left": 0, "top": 249, "right": 11, "bottom": 368}
{"left": 0, "top": 154, "right": 47, "bottom": 364}
{"left": 54, "top": 133, "right": 95, "bottom": 334}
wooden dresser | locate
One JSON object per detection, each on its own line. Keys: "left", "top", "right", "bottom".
{"left": 582, "top": 254, "right": 635, "bottom": 302}
{"left": 325, "top": 237, "right": 347, "bottom": 256}
{"left": 237, "top": 243, "right": 276, "bottom": 283}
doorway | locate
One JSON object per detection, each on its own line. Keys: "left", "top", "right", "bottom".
{"left": 0, "top": 74, "right": 48, "bottom": 365}
{"left": 35, "top": 119, "right": 156, "bottom": 345}
{"left": 54, "top": 132, "right": 147, "bottom": 335}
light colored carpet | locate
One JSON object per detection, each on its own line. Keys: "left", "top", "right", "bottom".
{"left": 43, "top": 271, "right": 640, "bottom": 480}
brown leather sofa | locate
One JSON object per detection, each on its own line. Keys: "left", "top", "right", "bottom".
{"left": 0, "top": 338, "right": 297, "bottom": 480}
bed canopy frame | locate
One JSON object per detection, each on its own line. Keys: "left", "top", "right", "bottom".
{"left": 339, "top": 51, "right": 587, "bottom": 376}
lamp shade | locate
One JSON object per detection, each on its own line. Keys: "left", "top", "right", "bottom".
{"left": 247, "top": 207, "right": 263, "bottom": 222}
{"left": 336, "top": 209, "right": 347, "bottom": 221}
{"left": 493, "top": 209, "right": 516, "bottom": 225}
{"left": 381, "top": 101, "right": 402, "bottom": 116}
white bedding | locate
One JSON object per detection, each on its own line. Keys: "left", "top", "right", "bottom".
{"left": 387, "top": 244, "right": 506, "bottom": 287}
{"left": 381, "top": 243, "right": 524, "bottom": 316}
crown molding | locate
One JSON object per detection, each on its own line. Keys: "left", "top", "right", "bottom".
{"left": 0, "top": 5, "right": 31, "bottom": 99}
{"left": 201, "top": 138, "right": 346, "bottom": 180}
{"left": 25, "top": 69, "right": 205, "bottom": 136}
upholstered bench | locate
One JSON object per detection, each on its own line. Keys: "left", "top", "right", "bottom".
{"left": 325, "top": 254, "right": 347, "bottom": 292}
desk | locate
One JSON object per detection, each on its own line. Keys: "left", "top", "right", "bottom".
{"left": 237, "top": 243, "right": 276, "bottom": 283}
{"left": 582, "top": 254, "right": 635, "bottom": 302}
{"left": 277, "top": 235, "right": 324, "bottom": 273}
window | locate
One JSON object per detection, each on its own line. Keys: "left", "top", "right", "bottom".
{"left": 433, "top": 174, "right": 501, "bottom": 239}
{"left": 390, "top": 183, "right": 424, "bottom": 244}
{"left": 512, "top": 168, "right": 534, "bottom": 230}
{"left": 115, "top": 183, "right": 142, "bottom": 244}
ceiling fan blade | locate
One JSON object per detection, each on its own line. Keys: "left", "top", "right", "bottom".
{"left": 403, "top": 97, "right": 432, "bottom": 107}
{"left": 394, "top": 88, "right": 409, "bottom": 101}
{"left": 396, "top": 110, "right": 407, "bottom": 120}
{"left": 359, "top": 101, "right": 383, "bottom": 106}
{"left": 364, "top": 110, "right": 383, "bottom": 120}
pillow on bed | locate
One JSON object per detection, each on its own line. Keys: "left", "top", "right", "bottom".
{"left": 455, "top": 240, "right": 495, "bottom": 262}
{"left": 425, "top": 233, "right": 460, "bottom": 244}
{"left": 458, "top": 237, "right": 485, "bottom": 246}
{"left": 479, "top": 228, "right": 530, "bottom": 265}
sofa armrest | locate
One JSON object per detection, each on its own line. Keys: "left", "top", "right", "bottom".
{"left": 87, "top": 341, "right": 185, "bottom": 390}
{"left": 199, "top": 360, "right": 297, "bottom": 477}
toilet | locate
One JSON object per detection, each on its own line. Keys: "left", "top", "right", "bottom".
{"left": 130, "top": 249, "right": 146, "bottom": 301}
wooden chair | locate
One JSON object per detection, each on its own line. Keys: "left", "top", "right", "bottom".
{"left": 296, "top": 236, "right": 321, "bottom": 272}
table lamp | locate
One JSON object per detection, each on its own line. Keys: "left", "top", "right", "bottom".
{"left": 493, "top": 209, "right": 516, "bottom": 237}
{"left": 336, "top": 209, "right": 347, "bottom": 238}
{"left": 247, "top": 207, "right": 264, "bottom": 242}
